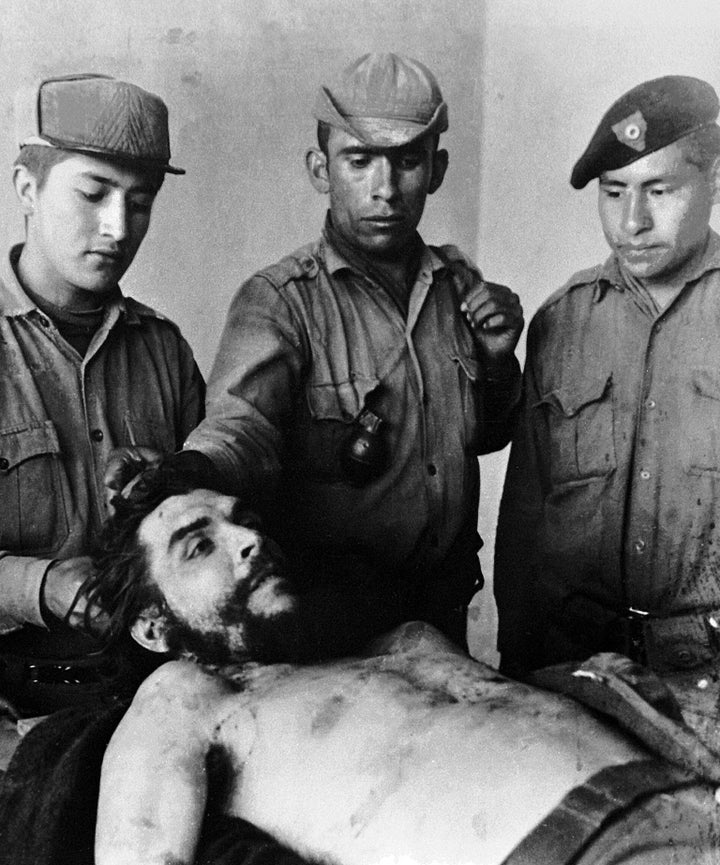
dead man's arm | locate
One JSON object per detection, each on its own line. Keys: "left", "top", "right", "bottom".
{"left": 95, "top": 661, "right": 246, "bottom": 865}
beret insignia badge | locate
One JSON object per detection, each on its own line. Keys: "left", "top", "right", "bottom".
{"left": 612, "top": 110, "right": 647, "bottom": 152}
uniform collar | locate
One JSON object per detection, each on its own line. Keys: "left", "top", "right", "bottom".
{"left": 321, "top": 232, "right": 444, "bottom": 281}
{"left": 0, "top": 244, "right": 141, "bottom": 324}
{"left": 594, "top": 229, "right": 720, "bottom": 301}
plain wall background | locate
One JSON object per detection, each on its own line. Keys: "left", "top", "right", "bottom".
{"left": 3, "top": 0, "right": 720, "bottom": 663}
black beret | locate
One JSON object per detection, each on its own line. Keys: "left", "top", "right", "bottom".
{"left": 570, "top": 75, "right": 719, "bottom": 189}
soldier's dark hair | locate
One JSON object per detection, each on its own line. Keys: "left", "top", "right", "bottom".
{"left": 316, "top": 121, "right": 441, "bottom": 159}
{"left": 14, "top": 144, "right": 165, "bottom": 192}
{"left": 679, "top": 124, "right": 720, "bottom": 174}
{"left": 14, "top": 146, "right": 75, "bottom": 190}
{"left": 317, "top": 121, "right": 332, "bottom": 157}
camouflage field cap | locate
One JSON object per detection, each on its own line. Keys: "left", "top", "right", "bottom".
{"left": 313, "top": 52, "right": 448, "bottom": 147}
{"left": 571, "top": 75, "right": 719, "bottom": 189}
{"left": 16, "top": 73, "right": 184, "bottom": 174}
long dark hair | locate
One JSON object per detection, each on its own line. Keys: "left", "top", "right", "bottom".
{"left": 85, "top": 468, "right": 197, "bottom": 645}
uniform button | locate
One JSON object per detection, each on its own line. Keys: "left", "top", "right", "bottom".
{"left": 646, "top": 399, "right": 656, "bottom": 410}
{"left": 640, "top": 469, "right": 651, "bottom": 480}
{"left": 427, "top": 463, "right": 437, "bottom": 476}
{"left": 90, "top": 429, "right": 104, "bottom": 442}
{"left": 634, "top": 538, "right": 646, "bottom": 553}
{"left": 673, "top": 648, "right": 692, "bottom": 666}
{"left": 0, "top": 457, "right": 8, "bottom": 471}
{"left": 39, "top": 316, "right": 50, "bottom": 328}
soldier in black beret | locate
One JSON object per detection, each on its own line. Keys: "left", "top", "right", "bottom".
{"left": 495, "top": 75, "right": 720, "bottom": 680}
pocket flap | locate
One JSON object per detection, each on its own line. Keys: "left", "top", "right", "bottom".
{"left": 692, "top": 368, "right": 720, "bottom": 401}
{"left": 0, "top": 421, "right": 61, "bottom": 471}
{"left": 539, "top": 373, "right": 612, "bottom": 418}
{"left": 307, "top": 376, "right": 380, "bottom": 422}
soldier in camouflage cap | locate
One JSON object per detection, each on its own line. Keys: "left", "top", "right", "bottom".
{"left": 496, "top": 75, "right": 720, "bottom": 680}
{"left": 165, "top": 52, "right": 524, "bottom": 654}
{"left": 312, "top": 51, "right": 448, "bottom": 148}
{"left": 0, "top": 73, "right": 203, "bottom": 717}
{"left": 15, "top": 73, "right": 185, "bottom": 175}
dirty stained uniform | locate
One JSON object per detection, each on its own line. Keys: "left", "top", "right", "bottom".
{"left": 495, "top": 231, "right": 720, "bottom": 676}
{"left": 186, "top": 235, "right": 520, "bottom": 636}
{"left": 0, "top": 245, "right": 204, "bottom": 669}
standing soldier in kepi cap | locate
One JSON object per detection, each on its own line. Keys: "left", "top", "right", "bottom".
{"left": 0, "top": 73, "right": 204, "bottom": 716}
{"left": 166, "top": 52, "right": 524, "bottom": 653}
{"left": 495, "top": 75, "right": 720, "bottom": 679}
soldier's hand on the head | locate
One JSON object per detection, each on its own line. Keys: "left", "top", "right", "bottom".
{"left": 104, "top": 446, "right": 165, "bottom": 516}
{"left": 42, "top": 556, "right": 109, "bottom": 636}
{"left": 460, "top": 280, "right": 524, "bottom": 362}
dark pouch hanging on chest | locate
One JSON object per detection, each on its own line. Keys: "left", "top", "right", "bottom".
{"left": 339, "top": 408, "right": 389, "bottom": 487}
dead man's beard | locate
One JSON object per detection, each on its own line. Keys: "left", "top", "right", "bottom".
{"left": 163, "top": 555, "right": 302, "bottom": 666}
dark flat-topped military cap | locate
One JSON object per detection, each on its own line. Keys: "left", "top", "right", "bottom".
{"left": 571, "top": 75, "right": 719, "bottom": 189}
{"left": 15, "top": 73, "right": 184, "bottom": 174}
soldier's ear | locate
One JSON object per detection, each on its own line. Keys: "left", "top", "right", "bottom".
{"left": 130, "top": 607, "right": 170, "bottom": 653}
{"left": 306, "top": 148, "right": 330, "bottom": 194}
{"left": 12, "top": 164, "right": 38, "bottom": 216}
{"left": 428, "top": 148, "right": 448, "bottom": 195}
{"left": 711, "top": 156, "right": 720, "bottom": 205}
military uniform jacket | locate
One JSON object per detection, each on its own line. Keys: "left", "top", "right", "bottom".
{"left": 186, "top": 235, "right": 520, "bottom": 601}
{"left": 0, "top": 245, "right": 204, "bottom": 635}
{"left": 495, "top": 231, "right": 720, "bottom": 674}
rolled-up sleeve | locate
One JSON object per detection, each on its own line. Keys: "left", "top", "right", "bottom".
{"left": 0, "top": 555, "right": 53, "bottom": 632}
{"left": 185, "top": 276, "right": 306, "bottom": 507}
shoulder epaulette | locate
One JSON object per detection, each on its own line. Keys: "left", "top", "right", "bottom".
{"left": 123, "top": 296, "right": 164, "bottom": 319}
{"left": 432, "top": 243, "right": 479, "bottom": 274}
{"left": 431, "top": 244, "right": 483, "bottom": 300}
{"left": 256, "top": 242, "right": 320, "bottom": 288}
{"left": 122, "top": 296, "right": 184, "bottom": 334}
{"left": 537, "top": 264, "right": 604, "bottom": 314}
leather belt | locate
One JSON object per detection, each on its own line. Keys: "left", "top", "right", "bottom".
{"left": 0, "top": 651, "right": 119, "bottom": 692}
{"left": 553, "top": 597, "right": 720, "bottom": 672}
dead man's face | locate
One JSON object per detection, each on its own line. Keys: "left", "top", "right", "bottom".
{"left": 138, "top": 489, "right": 301, "bottom": 665}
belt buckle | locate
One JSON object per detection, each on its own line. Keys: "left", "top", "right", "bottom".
{"left": 624, "top": 606, "right": 650, "bottom": 665}
{"left": 27, "top": 661, "right": 95, "bottom": 685}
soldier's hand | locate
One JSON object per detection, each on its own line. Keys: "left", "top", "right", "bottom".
{"left": 104, "top": 446, "right": 165, "bottom": 515}
{"left": 460, "top": 280, "right": 524, "bottom": 362}
{"left": 42, "top": 556, "right": 109, "bottom": 636}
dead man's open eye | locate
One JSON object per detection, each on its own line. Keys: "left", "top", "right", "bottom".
{"left": 186, "top": 535, "right": 214, "bottom": 560}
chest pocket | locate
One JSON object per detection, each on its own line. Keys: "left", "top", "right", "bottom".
{"left": 0, "top": 421, "right": 70, "bottom": 555}
{"left": 295, "top": 376, "right": 379, "bottom": 484}
{"left": 686, "top": 368, "right": 720, "bottom": 474}
{"left": 537, "top": 372, "right": 616, "bottom": 486}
